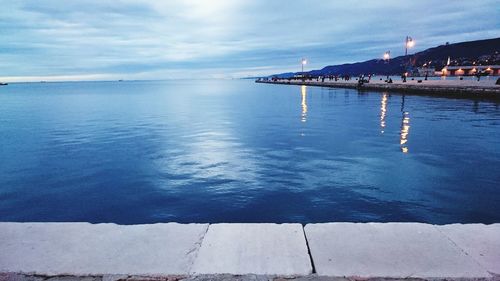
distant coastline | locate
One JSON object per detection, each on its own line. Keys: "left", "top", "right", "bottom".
{"left": 266, "top": 37, "right": 500, "bottom": 78}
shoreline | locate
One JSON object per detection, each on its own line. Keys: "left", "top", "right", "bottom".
{"left": 1, "top": 222, "right": 499, "bottom": 279}
{"left": 256, "top": 79, "right": 500, "bottom": 99}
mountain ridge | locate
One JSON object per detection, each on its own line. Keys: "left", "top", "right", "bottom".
{"left": 269, "top": 37, "right": 500, "bottom": 78}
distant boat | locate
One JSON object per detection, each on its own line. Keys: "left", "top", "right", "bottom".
{"left": 0, "top": 82, "right": 8, "bottom": 86}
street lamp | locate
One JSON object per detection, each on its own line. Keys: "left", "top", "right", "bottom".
{"left": 301, "top": 58, "right": 307, "bottom": 75}
{"left": 405, "top": 36, "right": 414, "bottom": 56}
{"left": 383, "top": 51, "right": 391, "bottom": 78}
{"left": 383, "top": 51, "right": 390, "bottom": 61}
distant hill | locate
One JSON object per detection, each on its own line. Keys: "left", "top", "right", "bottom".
{"left": 270, "top": 37, "right": 500, "bottom": 77}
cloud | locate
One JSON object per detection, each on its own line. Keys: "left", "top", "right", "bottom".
{"left": 0, "top": 0, "right": 498, "bottom": 81}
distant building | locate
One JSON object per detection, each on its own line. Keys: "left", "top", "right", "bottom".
{"left": 440, "top": 65, "right": 500, "bottom": 76}
{"left": 417, "top": 67, "right": 435, "bottom": 76}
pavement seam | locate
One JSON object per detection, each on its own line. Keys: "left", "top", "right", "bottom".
{"left": 186, "top": 224, "right": 210, "bottom": 275}
{"left": 432, "top": 225, "right": 492, "bottom": 277}
{"left": 301, "top": 225, "right": 316, "bottom": 274}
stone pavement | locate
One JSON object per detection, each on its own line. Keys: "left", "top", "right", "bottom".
{"left": 1, "top": 222, "right": 499, "bottom": 279}
{"left": 256, "top": 79, "right": 500, "bottom": 98}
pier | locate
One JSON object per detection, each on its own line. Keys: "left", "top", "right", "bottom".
{"left": 1, "top": 222, "right": 499, "bottom": 280}
{"left": 256, "top": 78, "right": 500, "bottom": 99}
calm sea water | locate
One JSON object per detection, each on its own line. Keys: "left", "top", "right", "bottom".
{"left": 1, "top": 80, "right": 499, "bottom": 224}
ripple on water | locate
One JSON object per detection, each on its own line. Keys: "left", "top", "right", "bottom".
{"left": 0, "top": 80, "right": 499, "bottom": 224}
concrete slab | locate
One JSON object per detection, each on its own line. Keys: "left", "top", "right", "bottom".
{"left": 304, "top": 223, "right": 491, "bottom": 278}
{"left": 0, "top": 272, "right": 350, "bottom": 281}
{"left": 191, "top": 223, "right": 312, "bottom": 276}
{"left": 437, "top": 223, "right": 500, "bottom": 275}
{"left": 0, "top": 222, "right": 208, "bottom": 275}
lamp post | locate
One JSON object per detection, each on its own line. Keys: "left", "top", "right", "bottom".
{"left": 405, "top": 36, "right": 414, "bottom": 56}
{"left": 301, "top": 58, "right": 307, "bottom": 77}
{"left": 405, "top": 36, "right": 415, "bottom": 72}
{"left": 383, "top": 51, "right": 391, "bottom": 78}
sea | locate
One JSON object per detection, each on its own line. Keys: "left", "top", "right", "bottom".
{"left": 1, "top": 79, "right": 499, "bottom": 224}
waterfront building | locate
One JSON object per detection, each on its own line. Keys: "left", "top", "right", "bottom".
{"left": 440, "top": 65, "right": 500, "bottom": 76}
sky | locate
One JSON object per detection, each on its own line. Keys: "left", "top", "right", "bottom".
{"left": 1, "top": 0, "right": 499, "bottom": 82}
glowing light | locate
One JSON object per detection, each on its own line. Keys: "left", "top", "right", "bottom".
{"left": 300, "top": 58, "right": 307, "bottom": 75}
{"left": 441, "top": 67, "right": 448, "bottom": 76}
{"left": 406, "top": 39, "right": 415, "bottom": 48}
{"left": 383, "top": 51, "right": 390, "bottom": 60}
{"left": 301, "top": 85, "right": 307, "bottom": 123}
{"left": 380, "top": 93, "right": 387, "bottom": 133}
{"left": 400, "top": 112, "right": 410, "bottom": 153}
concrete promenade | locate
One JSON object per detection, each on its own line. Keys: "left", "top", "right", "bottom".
{"left": 256, "top": 78, "right": 500, "bottom": 98}
{"left": 1, "top": 222, "right": 499, "bottom": 280}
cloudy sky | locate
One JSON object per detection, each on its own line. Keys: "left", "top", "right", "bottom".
{"left": 1, "top": 0, "right": 499, "bottom": 82}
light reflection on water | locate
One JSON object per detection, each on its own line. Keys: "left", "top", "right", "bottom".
{"left": 400, "top": 111, "right": 410, "bottom": 153}
{"left": 0, "top": 80, "right": 499, "bottom": 224}
{"left": 380, "top": 93, "right": 387, "bottom": 134}
{"left": 301, "top": 85, "right": 308, "bottom": 123}
{"left": 399, "top": 95, "right": 411, "bottom": 154}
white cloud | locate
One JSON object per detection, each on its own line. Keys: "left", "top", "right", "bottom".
{"left": 0, "top": 0, "right": 498, "bottom": 81}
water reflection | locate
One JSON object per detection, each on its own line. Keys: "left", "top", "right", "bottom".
{"left": 2, "top": 80, "right": 500, "bottom": 224}
{"left": 400, "top": 95, "right": 410, "bottom": 153}
{"left": 301, "top": 85, "right": 308, "bottom": 123}
{"left": 380, "top": 93, "right": 388, "bottom": 133}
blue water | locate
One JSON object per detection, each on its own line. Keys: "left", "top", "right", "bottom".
{"left": 1, "top": 80, "right": 499, "bottom": 224}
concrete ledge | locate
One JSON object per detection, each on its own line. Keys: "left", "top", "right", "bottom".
{"left": 191, "top": 223, "right": 312, "bottom": 276}
{"left": 304, "top": 223, "right": 491, "bottom": 278}
{"left": 0, "top": 272, "right": 357, "bottom": 280}
{"left": 1, "top": 222, "right": 499, "bottom": 279}
{"left": 0, "top": 222, "right": 208, "bottom": 276}
{"left": 437, "top": 223, "right": 500, "bottom": 275}
{"left": 256, "top": 80, "right": 500, "bottom": 99}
